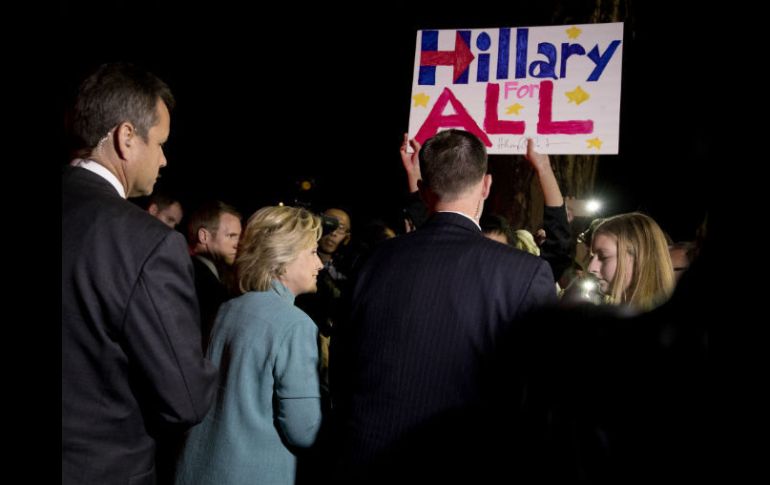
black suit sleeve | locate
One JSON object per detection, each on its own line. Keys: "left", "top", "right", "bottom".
{"left": 540, "top": 204, "right": 572, "bottom": 282}
{"left": 122, "top": 231, "right": 217, "bottom": 428}
{"left": 520, "top": 259, "right": 559, "bottom": 314}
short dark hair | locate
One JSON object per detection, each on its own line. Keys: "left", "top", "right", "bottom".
{"left": 480, "top": 213, "right": 513, "bottom": 244}
{"left": 418, "top": 129, "right": 487, "bottom": 201}
{"left": 147, "top": 192, "right": 181, "bottom": 211}
{"left": 71, "top": 62, "right": 175, "bottom": 151}
{"left": 187, "top": 200, "right": 242, "bottom": 246}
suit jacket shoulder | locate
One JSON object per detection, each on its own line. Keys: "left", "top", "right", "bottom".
{"left": 62, "top": 166, "right": 216, "bottom": 485}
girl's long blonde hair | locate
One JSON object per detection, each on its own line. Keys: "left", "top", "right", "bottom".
{"left": 593, "top": 212, "right": 675, "bottom": 311}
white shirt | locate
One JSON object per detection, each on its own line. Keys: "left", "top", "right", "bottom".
{"left": 70, "top": 159, "right": 126, "bottom": 199}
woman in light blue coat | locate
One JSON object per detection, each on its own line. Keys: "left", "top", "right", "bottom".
{"left": 176, "top": 206, "right": 324, "bottom": 485}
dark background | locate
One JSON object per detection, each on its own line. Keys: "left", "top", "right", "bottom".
{"left": 60, "top": 1, "right": 721, "bottom": 241}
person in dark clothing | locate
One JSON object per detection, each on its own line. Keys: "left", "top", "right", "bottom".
{"left": 186, "top": 200, "right": 242, "bottom": 352}
{"left": 331, "top": 130, "right": 556, "bottom": 482}
{"left": 62, "top": 62, "right": 216, "bottom": 485}
{"left": 401, "top": 136, "right": 571, "bottom": 282}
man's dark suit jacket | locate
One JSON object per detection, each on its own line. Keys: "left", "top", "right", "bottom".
{"left": 331, "top": 212, "right": 556, "bottom": 481}
{"left": 62, "top": 167, "right": 217, "bottom": 485}
{"left": 191, "top": 255, "right": 230, "bottom": 353}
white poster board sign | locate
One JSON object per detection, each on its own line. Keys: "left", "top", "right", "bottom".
{"left": 407, "top": 23, "right": 623, "bottom": 154}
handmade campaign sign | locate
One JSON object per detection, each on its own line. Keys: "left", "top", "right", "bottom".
{"left": 407, "top": 23, "right": 623, "bottom": 154}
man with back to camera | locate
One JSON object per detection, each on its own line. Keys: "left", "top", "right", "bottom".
{"left": 331, "top": 129, "right": 557, "bottom": 482}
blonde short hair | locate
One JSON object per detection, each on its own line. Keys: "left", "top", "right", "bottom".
{"left": 513, "top": 229, "right": 540, "bottom": 256}
{"left": 236, "top": 206, "right": 322, "bottom": 293}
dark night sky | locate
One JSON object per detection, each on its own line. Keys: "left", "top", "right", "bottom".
{"left": 60, "top": 1, "right": 721, "bottom": 241}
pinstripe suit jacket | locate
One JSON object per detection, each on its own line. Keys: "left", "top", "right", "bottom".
{"left": 332, "top": 212, "right": 556, "bottom": 478}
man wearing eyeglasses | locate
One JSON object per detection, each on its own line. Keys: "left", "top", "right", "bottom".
{"left": 318, "top": 207, "right": 352, "bottom": 277}
{"left": 296, "top": 207, "right": 352, "bottom": 413}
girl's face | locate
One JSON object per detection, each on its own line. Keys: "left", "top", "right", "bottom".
{"left": 587, "top": 233, "right": 633, "bottom": 295}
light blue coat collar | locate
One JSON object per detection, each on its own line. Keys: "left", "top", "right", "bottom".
{"left": 271, "top": 280, "right": 295, "bottom": 303}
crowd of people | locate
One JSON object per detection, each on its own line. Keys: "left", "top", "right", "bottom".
{"left": 63, "top": 63, "right": 710, "bottom": 485}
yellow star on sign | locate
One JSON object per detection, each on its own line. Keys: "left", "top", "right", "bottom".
{"left": 505, "top": 103, "right": 524, "bottom": 115}
{"left": 565, "top": 86, "right": 590, "bottom": 105}
{"left": 413, "top": 93, "right": 430, "bottom": 107}
{"left": 586, "top": 138, "right": 603, "bottom": 149}
{"left": 566, "top": 26, "right": 582, "bottom": 39}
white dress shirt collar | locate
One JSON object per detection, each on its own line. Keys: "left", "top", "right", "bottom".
{"left": 70, "top": 159, "right": 126, "bottom": 199}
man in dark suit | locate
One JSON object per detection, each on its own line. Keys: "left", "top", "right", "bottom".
{"left": 186, "top": 200, "right": 242, "bottom": 352}
{"left": 331, "top": 129, "right": 556, "bottom": 482}
{"left": 62, "top": 63, "right": 217, "bottom": 485}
